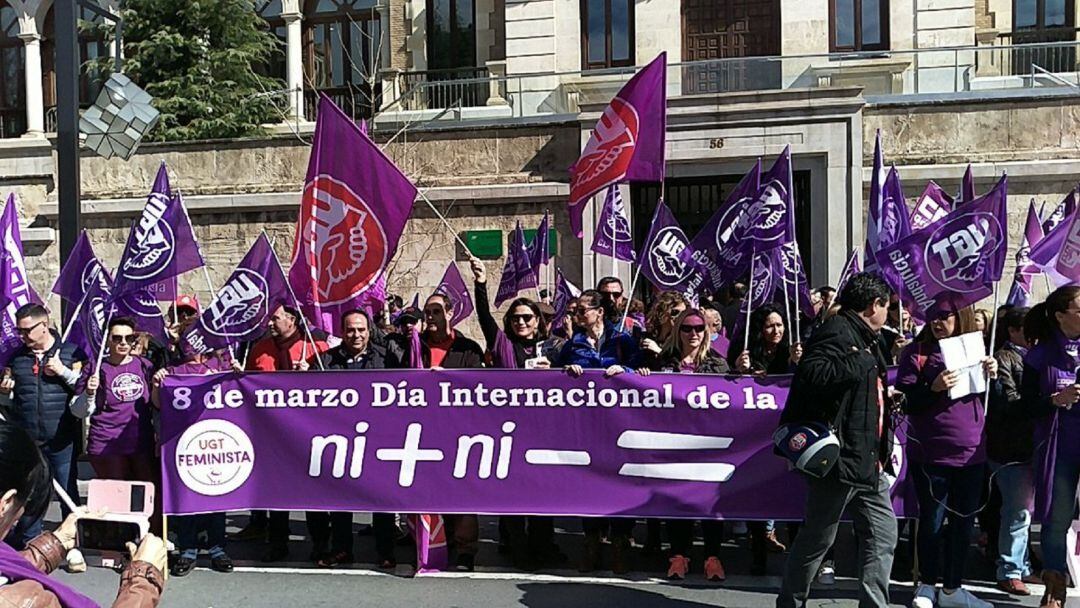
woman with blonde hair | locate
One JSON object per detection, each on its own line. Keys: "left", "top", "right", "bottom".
{"left": 641, "top": 308, "right": 730, "bottom": 582}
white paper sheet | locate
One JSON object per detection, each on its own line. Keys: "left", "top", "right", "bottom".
{"left": 938, "top": 331, "right": 987, "bottom": 400}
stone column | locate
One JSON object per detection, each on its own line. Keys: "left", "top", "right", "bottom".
{"left": 282, "top": 5, "right": 304, "bottom": 122}
{"left": 19, "top": 31, "right": 44, "bottom": 137}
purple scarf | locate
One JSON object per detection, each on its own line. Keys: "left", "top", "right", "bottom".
{"left": 1027, "top": 329, "right": 1080, "bottom": 522}
{"left": 0, "top": 541, "right": 99, "bottom": 608}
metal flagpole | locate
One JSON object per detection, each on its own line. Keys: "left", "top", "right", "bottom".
{"left": 61, "top": 283, "right": 93, "bottom": 342}
{"left": 744, "top": 247, "right": 756, "bottom": 354}
{"left": 268, "top": 244, "right": 326, "bottom": 371}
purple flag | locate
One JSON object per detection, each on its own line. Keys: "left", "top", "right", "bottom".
{"left": 878, "top": 175, "right": 1009, "bottom": 321}
{"left": 52, "top": 231, "right": 101, "bottom": 307}
{"left": 1043, "top": 190, "right": 1076, "bottom": 234}
{"left": 433, "top": 262, "right": 473, "bottom": 328}
{"left": 688, "top": 160, "right": 761, "bottom": 289}
{"left": 568, "top": 53, "right": 666, "bottom": 237}
{"left": 110, "top": 286, "right": 168, "bottom": 345}
{"left": 182, "top": 234, "right": 291, "bottom": 355}
{"left": 495, "top": 222, "right": 539, "bottom": 307}
{"left": 527, "top": 212, "right": 551, "bottom": 275}
{"left": 591, "top": 186, "right": 636, "bottom": 262}
{"left": 0, "top": 195, "right": 42, "bottom": 362}
{"left": 864, "top": 131, "right": 887, "bottom": 270}
{"left": 1030, "top": 205, "right": 1077, "bottom": 288}
{"left": 837, "top": 249, "right": 861, "bottom": 294}
{"left": 67, "top": 267, "right": 111, "bottom": 361}
{"left": 959, "top": 164, "right": 976, "bottom": 204}
{"left": 910, "top": 181, "right": 953, "bottom": 231}
{"left": 552, "top": 267, "right": 581, "bottom": 329}
{"left": 776, "top": 243, "right": 815, "bottom": 319}
{"left": 870, "top": 167, "right": 913, "bottom": 284}
{"left": 1004, "top": 202, "right": 1042, "bottom": 307}
{"left": 1051, "top": 206, "right": 1080, "bottom": 284}
{"left": 113, "top": 164, "right": 204, "bottom": 298}
{"left": 289, "top": 95, "right": 418, "bottom": 333}
{"left": 639, "top": 200, "right": 705, "bottom": 301}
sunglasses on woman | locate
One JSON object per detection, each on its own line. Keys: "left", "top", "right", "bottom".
{"left": 509, "top": 313, "right": 535, "bottom": 323}
{"left": 110, "top": 335, "right": 139, "bottom": 345}
{"left": 679, "top": 324, "right": 706, "bottom": 334}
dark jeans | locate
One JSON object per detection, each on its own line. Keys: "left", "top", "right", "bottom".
{"left": 176, "top": 513, "right": 226, "bottom": 555}
{"left": 251, "top": 510, "right": 292, "bottom": 547}
{"left": 667, "top": 519, "right": 724, "bottom": 557}
{"left": 911, "top": 462, "right": 985, "bottom": 589}
{"left": 582, "top": 517, "right": 635, "bottom": 539}
{"left": 6, "top": 441, "right": 79, "bottom": 549}
{"left": 305, "top": 512, "right": 396, "bottom": 560}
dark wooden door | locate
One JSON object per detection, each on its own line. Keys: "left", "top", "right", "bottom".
{"left": 681, "top": 0, "right": 782, "bottom": 94}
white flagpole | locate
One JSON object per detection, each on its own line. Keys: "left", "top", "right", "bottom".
{"left": 618, "top": 195, "right": 663, "bottom": 332}
{"left": 269, "top": 245, "right": 326, "bottom": 371}
{"left": 61, "top": 285, "right": 93, "bottom": 342}
{"left": 417, "top": 189, "right": 472, "bottom": 252}
{"left": 93, "top": 305, "right": 116, "bottom": 374}
{"left": 983, "top": 281, "right": 1000, "bottom": 416}
{"left": 744, "top": 248, "right": 756, "bottom": 354}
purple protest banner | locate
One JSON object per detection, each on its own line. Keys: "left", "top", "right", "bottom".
{"left": 689, "top": 160, "right": 761, "bottom": 290}
{"left": 776, "top": 243, "right": 815, "bottom": 319}
{"left": 591, "top": 186, "right": 637, "bottom": 263}
{"left": 0, "top": 194, "right": 42, "bottom": 361}
{"left": 495, "top": 222, "right": 538, "bottom": 307}
{"left": 527, "top": 213, "right": 551, "bottom": 275}
{"left": 870, "top": 167, "right": 913, "bottom": 288}
{"left": 1053, "top": 205, "right": 1080, "bottom": 283}
{"left": 1043, "top": 190, "right": 1076, "bottom": 234}
{"left": 52, "top": 231, "right": 101, "bottom": 308}
{"left": 877, "top": 175, "right": 1008, "bottom": 321}
{"left": 113, "top": 164, "right": 204, "bottom": 299}
{"left": 837, "top": 249, "right": 861, "bottom": 294}
{"left": 160, "top": 369, "right": 916, "bottom": 518}
{"left": 910, "top": 182, "right": 953, "bottom": 231}
{"left": 433, "top": 262, "right": 473, "bottom": 328}
{"left": 568, "top": 53, "right": 666, "bottom": 238}
{"left": 289, "top": 95, "right": 417, "bottom": 333}
{"left": 182, "top": 234, "right": 291, "bottom": 355}
{"left": 1006, "top": 200, "right": 1044, "bottom": 307}
{"left": 1030, "top": 205, "right": 1076, "bottom": 288}
{"left": 639, "top": 200, "right": 705, "bottom": 301}
{"left": 552, "top": 267, "right": 581, "bottom": 329}
{"left": 67, "top": 269, "right": 111, "bottom": 361}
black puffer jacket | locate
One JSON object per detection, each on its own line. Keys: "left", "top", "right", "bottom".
{"left": 780, "top": 310, "right": 892, "bottom": 489}
{"left": 986, "top": 342, "right": 1033, "bottom": 463}
{"left": 7, "top": 331, "right": 87, "bottom": 445}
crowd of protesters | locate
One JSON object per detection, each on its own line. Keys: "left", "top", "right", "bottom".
{"left": 2, "top": 263, "right": 1079, "bottom": 608}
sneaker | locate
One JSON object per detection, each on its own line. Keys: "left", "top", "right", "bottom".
{"left": 911, "top": 583, "right": 937, "bottom": 608}
{"left": 667, "top": 555, "right": 689, "bottom": 580}
{"left": 703, "top": 556, "right": 726, "bottom": 582}
{"left": 996, "top": 578, "right": 1030, "bottom": 596}
{"left": 65, "top": 548, "right": 86, "bottom": 574}
{"left": 816, "top": 562, "right": 836, "bottom": 586}
{"left": 936, "top": 588, "right": 993, "bottom": 608}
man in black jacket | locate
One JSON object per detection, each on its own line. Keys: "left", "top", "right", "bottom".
{"left": 2, "top": 304, "right": 87, "bottom": 548}
{"left": 776, "top": 273, "right": 897, "bottom": 608}
{"left": 306, "top": 309, "right": 401, "bottom": 569}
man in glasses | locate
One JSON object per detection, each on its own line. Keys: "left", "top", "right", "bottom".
{"left": 419, "top": 293, "right": 485, "bottom": 571}
{"left": 596, "top": 276, "right": 630, "bottom": 330}
{"left": 0, "top": 304, "right": 87, "bottom": 548}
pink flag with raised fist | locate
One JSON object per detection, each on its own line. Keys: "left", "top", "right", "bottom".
{"left": 289, "top": 95, "right": 417, "bottom": 333}
{"left": 568, "top": 53, "right": 666, "bottom": 238}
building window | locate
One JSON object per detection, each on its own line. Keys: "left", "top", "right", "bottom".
{"left": 427, "top": 0, "right": 476, "bottom": 70}
{"left": 581, "top": 0, "right": 634, "bottom": 70}
{"left": 0, "top": 6, "right": 24, "bottom": 138}
{"left": 1014, "top": 0, "right": 1073, "bottom": 30}
{"left": 255, "top": 0, "right": 287, "bottom": 82}
{"left": 830, "top": 0, "right": 889, "bottom": 52}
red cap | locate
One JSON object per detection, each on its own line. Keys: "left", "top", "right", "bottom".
{"left": 174, "top": 294, "right": 199, "bottom": 312}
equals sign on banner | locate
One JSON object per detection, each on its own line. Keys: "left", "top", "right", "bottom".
{"left": 616, "top": 430, "right": 735, "bottom": 483}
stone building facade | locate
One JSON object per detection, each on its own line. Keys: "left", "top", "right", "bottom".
{"left": 0, "top": 0, "right": 1077, "bottom": 337}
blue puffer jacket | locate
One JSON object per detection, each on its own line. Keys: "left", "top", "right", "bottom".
{"left": 556, "top": 322, "right": 640, "bottom": 372}
{"left": 7, "top": 331, "right": 86, "bottom": 445}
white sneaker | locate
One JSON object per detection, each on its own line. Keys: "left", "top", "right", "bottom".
{"left": 815, "top": 562, "right": 835, "bottom": 585}
{"left": 911, "top": 583, "right": 937, "bottom": 608}
{"left": 936, "top": 588, "right": 992, "bottom": 608}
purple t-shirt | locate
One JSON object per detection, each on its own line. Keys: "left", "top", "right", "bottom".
{"left": 87, "top": 356, "right": 155, "bottom": 456}
{"left": 896, "top": 341, "right": 987, "bottom": 467}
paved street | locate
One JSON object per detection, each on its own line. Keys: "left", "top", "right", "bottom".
{"left": 44, "top": 509, "right": 1059, "bottom": 607}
